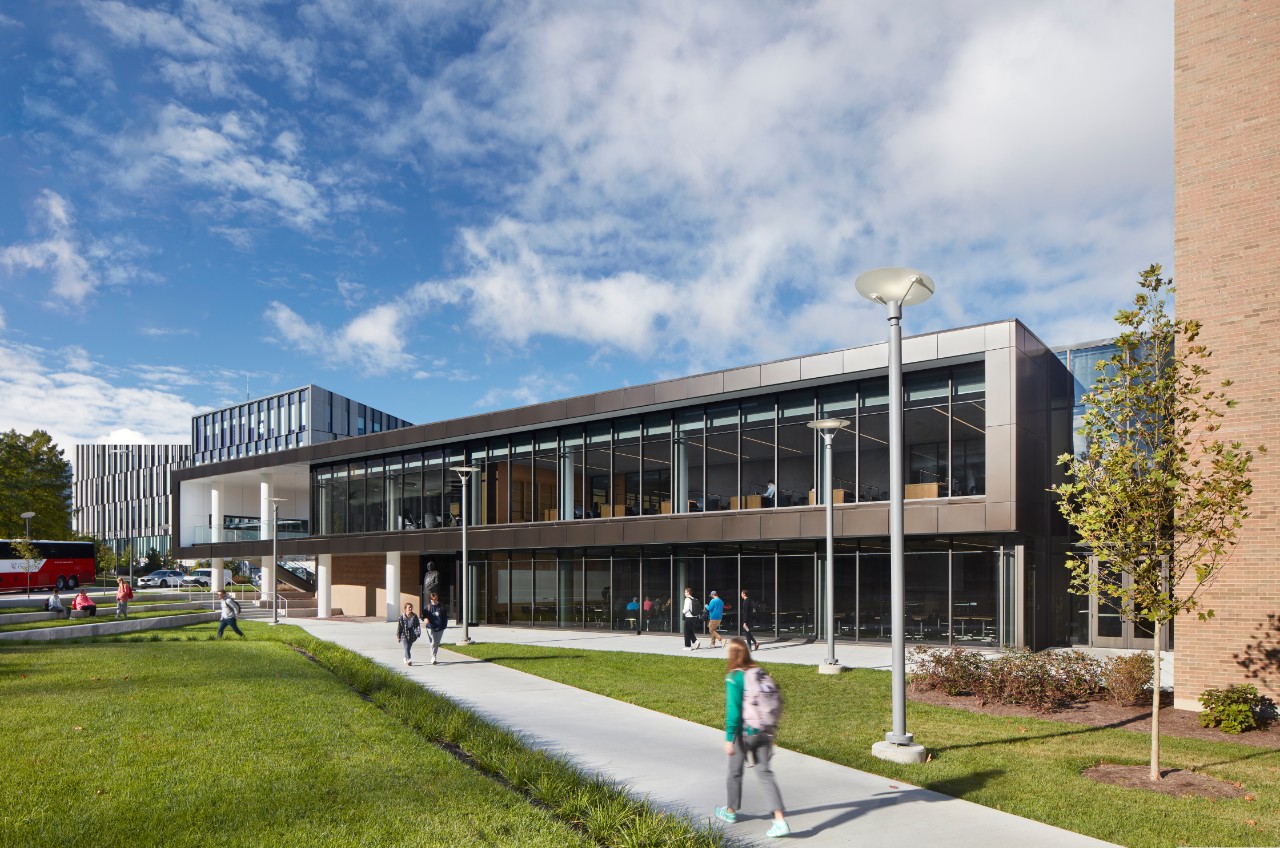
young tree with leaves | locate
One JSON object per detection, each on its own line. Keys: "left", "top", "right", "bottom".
{"left": 0, "top": 430, "right": 73, "bottom": 539}
{"left": 11, "top": 537, "right": 42, "bottom": 599}
{"left": 1054, "top": 265, "right": 1264, "bottom": 782}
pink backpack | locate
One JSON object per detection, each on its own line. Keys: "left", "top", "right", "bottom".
{"left": 742, "top": 667, "right": 783, "bottom": 733}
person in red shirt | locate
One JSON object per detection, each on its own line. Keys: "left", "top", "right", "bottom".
{"left": 72, "top": 589, "right": 96, "bottom": 617}
{"left": 115, "top": 577, "right": 134, "bottom": 619}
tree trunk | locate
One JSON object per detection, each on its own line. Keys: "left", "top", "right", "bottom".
{"left": 1149, "top": 619, "right": 1162, "bottom": 781}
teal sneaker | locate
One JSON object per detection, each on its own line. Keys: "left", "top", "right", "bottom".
{"left": 766, "top": 819, "right": 790, "bottom": 838}
{"left": 714, "top": 806, "right": 737, "bottom": 824}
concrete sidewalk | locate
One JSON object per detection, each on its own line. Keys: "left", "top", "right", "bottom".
{"left": 293, "top": 619, "right": 1116, "bottom": 847}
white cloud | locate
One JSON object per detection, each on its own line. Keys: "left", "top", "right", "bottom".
{"left": 0, "top": 191, "right": 99, "bottom": 307}
{"left": 474, "top": 372, "right": 576, "bottom": 411}
{"left": 265, "top": 299, "right": 416, "bottom": 373}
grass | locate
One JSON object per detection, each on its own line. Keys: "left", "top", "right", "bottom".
{"left": 0, "top": 624, "right": 726, "bottom": 848}
{"left": 0, "top": 607, "right": 210, "bottom": 633}
{"left": 450, "top": 643, "right": 1280, "bottom": 848}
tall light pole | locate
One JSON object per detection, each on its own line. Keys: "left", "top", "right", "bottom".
{"left": 269, "top": 497, "right": 287, "bottom": 625}
{"left": 857, "top": 267, "right": 934, "bottom": 765}
{"left": 20, "top": 511, "right": 36, "bottom": 599}
{"left": 111, "top": 447, "right": 135, "bottom": 585}
{"left": 451, "top": 465, "right": 479, "bottom": 645}
{"left": 808, "top": 419, "right": 850, "bottom": 673}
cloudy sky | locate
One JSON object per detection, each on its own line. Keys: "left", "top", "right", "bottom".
{"left": 0, "top": 0, "right": 1173, "bottom": 456}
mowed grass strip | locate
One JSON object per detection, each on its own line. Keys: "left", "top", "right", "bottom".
{"left": 451, "top": 643, "right": 1280, "bottom": 848}
{"left": 1, "top": 625, "right": 727, "bottom": 848}
{"left": 0, "top": 607, "right": 209, "bottom": 633}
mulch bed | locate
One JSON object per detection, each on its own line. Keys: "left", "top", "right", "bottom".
{"left": 1082, "top": 764, "right": 1254, "bottom": 799}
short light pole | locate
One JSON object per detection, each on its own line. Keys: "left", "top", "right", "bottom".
{"left": 451, "top": 465, "right": 479, "bottom": 645}
{"left": 269, "top": 497, "right": 287, "bottom": 625}
{"left": 20, "top": 511, "right": 35, "bottom": 598}
{"left": 857, "top": 267, "right": 934, "bottom": 765}
{"left": 808, "top": 419, "right": 850, "bottom": 674}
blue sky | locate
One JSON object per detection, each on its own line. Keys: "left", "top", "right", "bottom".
{"left": 0, "top": 0, "right": 1173, "bottom": 456}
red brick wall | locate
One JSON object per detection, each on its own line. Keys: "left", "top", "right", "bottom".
{"left": 1174, "top": 0, "right": 1280, "bottom": 709}
{"left": 332, "top": 554, "right": 420, "bottom": 618}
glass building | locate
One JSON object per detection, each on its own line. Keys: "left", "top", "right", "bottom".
{"left": 73, "top": 443, "right": 190, "bottom": 564}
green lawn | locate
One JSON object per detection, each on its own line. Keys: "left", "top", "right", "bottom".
{"left": 0, "top": 607, "right": 212, "bottom": 633}
{"left": 451, "top": 643, "right": 1280, "bottom": 848}
{"left": 0, "top": 626, "right": 724, "bottom": 848}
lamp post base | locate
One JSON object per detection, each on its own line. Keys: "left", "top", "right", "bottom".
{"left": 871, "top": 740, "right": 928, "bottom": 764}
{"left": 456, "top": 637, "right": 474, "bottom": 646}
{"left": 818, "top": 661, "right": 845, "bottom": 675}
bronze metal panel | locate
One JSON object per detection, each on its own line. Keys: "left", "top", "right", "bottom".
{"left": 623, "top": 521, "right": 657, "bottom": 544}
{"left": 723, "top": 367, "right": 761, "bottom": 392}
{"left": 798, "top": 511, "right": 826, "bottom": 538}
{"left": 594, "top": 522, "right": 627, "bottom": 546}
{"left": 722, "top": 513, "right": 762, "bottom": 540}
{"left": 539, "top": 526, "right": 563, "bottom": 547}
{"left": 844, "top": 344, "right": 888, "bottom": 374}
{"left": 937, "top": 502, "right": 987, "bottom": 533}
{"left": 654, "top": 519, "right": 689, "bottom": 543}
{"left": 565, "top": 523, "right": 596, "bottom": 546}
{"left": 446, "top": 414, "right": 491, "bottom": 438}
{"left": 623, "top": 385, "right": 657, "bottom": 408}
{"left": 760, "top": 511, "right": 802, "bottom": 539}
{"left": 654, "top": 379, "right": 690, "bottom": 403}
{"left": 760, "top": 359, "right": 802, "bottom": 386}
{"left": 986, "top": 424, "right": 1014, "bottom": 503}
{"left": 986, "top": 501, "right": 1014, "bottom": 531}
{"left": 904, "top": 505, "right": 938, "bottom": 534}
{"left": 685, "top": 373, "right": 724, "bottom": 400}
{"left": 566, "top": 395, "right": 596, "bottom": 418}
{"left": 842, "top": 507, "right": 888, "bottom": 536}
{"left": 937, "top": 326, "right": 988, "bottom": 359}
{"left": 800, "top": 351, "right": 843, "bottom": 380}
{"left": 685, "top": 516, "right": 726, "bottom": 542}
{"left": 418, "top": 423, "right": 449, "bottom": 442}
{"left": 594, "top": 390, "right": 631, "bottom": 414}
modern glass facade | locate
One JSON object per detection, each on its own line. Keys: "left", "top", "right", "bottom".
{"left": 73, "top": 443, "right": 189, "bottom": 562}
{"left": 311, "top": 363, "right": 986, "bottom": 534}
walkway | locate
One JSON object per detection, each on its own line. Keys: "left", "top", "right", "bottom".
{"left": 293, "top": 619, "right": 1116, "bottom": 848}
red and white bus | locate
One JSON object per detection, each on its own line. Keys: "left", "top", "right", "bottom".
{"left": 0, "top": 540, "right": 96, "bottom": 592}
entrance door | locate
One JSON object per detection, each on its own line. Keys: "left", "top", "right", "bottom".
{"left": 1088, "top": 558, "right": 1165, "bottom": 649}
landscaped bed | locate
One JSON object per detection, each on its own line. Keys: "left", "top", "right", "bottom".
{"left": 449, "top": 642, "right": 1280, "bottom": 848}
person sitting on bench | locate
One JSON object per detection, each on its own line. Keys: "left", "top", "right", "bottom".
{"left": 72, "top": 589, "right": 97, "bottom": 617}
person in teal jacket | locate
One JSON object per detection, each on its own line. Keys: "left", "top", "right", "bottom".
{"left": 714, "top": 638, "right": 789, "bottom": 838}
{"left": 706, "top": 590, "right": 725, "bottom": 647}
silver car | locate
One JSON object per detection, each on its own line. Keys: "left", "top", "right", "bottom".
{"left": 139, "top": 569, "right": 186, "bottom": 588}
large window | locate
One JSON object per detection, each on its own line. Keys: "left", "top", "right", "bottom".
{"left": 776, "top": 393, "right": 814, "bottom": 507}
{"left": 952, "top": 365, "right": 986, "bottom": 496}
{"left": 739, "top": 400, "right": 774, "bottom": 509}
{"left": 819, "top": 386, "right": 857, "bottom": 503}
{"left": 858, "top": 380, "right": 890, "bottom": 501}
{"left": 534, "top": 431, "right": 558, "bottom": 522}
{"left": 704, "top": 406, "right": 737, "bottom": 511}
{"left": 612, "top": 419, "right": 641, "bottom": 517}
{"left": 904, "top": 373, "right": 950, "bottom": 499}
{"left": 673, "top": 411, "right": 704, "bottom": 513}
{"left": 586, "top": 423, "right": 611, "bottom": 518}
{"left": 641, "top": 415, "right": 671, "bottom": 516}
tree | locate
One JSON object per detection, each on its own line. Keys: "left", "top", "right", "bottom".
{"left": 0, "top": 430, "right": 72, "bottom": 539}
{"left": 12, "top": 537, "right": 41, "bottom": 598}
{"left": 93, "top": 538, "right": 118, "bottom": 578}
{"left": 146, "top": 548, "right": 162, "bottom": 570}
{"left": 1054, "top": 265, "right": 1264, "bottom": 781}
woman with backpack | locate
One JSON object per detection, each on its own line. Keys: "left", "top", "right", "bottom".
{"left": 396, "top": 602, "right": 423, "bottom": 666}
{"left": 715, "top": 637, "right": 788, "bottom": 838}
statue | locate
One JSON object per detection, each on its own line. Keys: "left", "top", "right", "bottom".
{"left": 423, "top": 561, "right": 440, "bottom": 596}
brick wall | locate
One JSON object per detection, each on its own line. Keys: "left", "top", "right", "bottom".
{"left": 332, "top": 554, "right": 421, "bottom": 618}
{"left": 1173, "top": 0, "right": 1280, "bottom": 710}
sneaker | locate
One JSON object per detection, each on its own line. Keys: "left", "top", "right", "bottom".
{"left": 766, "top": 819, "right": 790, "bottom": 838}
{"left": 431, "top": 657, "right": 438, "bottom": 665}
{"left": 683, "top": 646, "right": 694, "bottom": 651}
{"left": 714, "top": 806, "right": 737, "bottom": 824}
{"left": 693, "top": 641, "right": 701, "bottom": 650}
{"left": 405, "top": 659, "right": 412, "bottom": 666}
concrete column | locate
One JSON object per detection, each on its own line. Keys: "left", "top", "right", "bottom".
{"left": 210, "top": 557, "right": 225, "bottom": 591}
{"left": 385, "top": 551, "right": 401, "bottom": 622}
{"left": 316, "top": 553, "right": 333, "bottom": 619}
{"left": 260, "top": 476, "right": 273, "bottom": 542}
{"left": 211, "top": 485, "right": 223, "bottom": 544}
{"left": 263, "top": 554, "right": 276, "bottom": 606}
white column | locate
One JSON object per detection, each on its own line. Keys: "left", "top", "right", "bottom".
{"left": 263, "top": 554, "right": 276, "bottom": 602}
{"left": 316, "top": 553, "right": 333, "bottom": 619}
{"left": 385, "top": 551, "right": 401, "bottom": 622}
{"left": 260, "top": 476, "right": 273, "bottom": 542}
{"left": 210, "top": 557, "right": 225, "bottom": 591}
{"left": 211, "top": 485, "right": 223, "bottom": 544}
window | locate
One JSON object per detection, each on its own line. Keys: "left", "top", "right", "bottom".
{"left": 704, "top": 406, "right": 738, "bottom": 511}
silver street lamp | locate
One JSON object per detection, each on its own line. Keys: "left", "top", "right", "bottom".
{"left": 111, "top": 447, "right": 135, "bottom": 585}
{"left": 20, "top": 511, "right": 36, "bottom": 599}
{"left": 268, "top": 497, "right": 287, "bottom": 625}
{"left": 857, "top": 266, "right": 934, "bottom": 765}
{"left": 808, "top": 419, "right": 850, "bottom": 674}
{"left": 451, "top": 466, "right": 479, "bottom": 645}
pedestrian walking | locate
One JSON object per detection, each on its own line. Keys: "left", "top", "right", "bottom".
{"left": 423, "top": 591, "right": 447, "bottom": 665}
{"left": 706, "top": 590, "right": 725, "bottom": 647}
{"left": 714, "top": 637, "right": 789, "bottom": 838}
{"left": 216, "top": 589, "right": 245, "bottom": 638}
{"left": 115, "top": 577, "right": 134, "bottom": 619}
{"left": 739, "top": 589, "right": 760, "bottom": 650}
{"left": 681, "top": 586, "right": 701, "bottom": 650}
{"left": 397, "top": 602, "right": 423, "bottom": 666}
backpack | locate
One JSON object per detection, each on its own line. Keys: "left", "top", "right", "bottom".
{"left": 226, "top": 597, "right": 241, "bottom": 616}
{"left": 122, "top": 584, "right": 134, "bottom": 601}
{"left": 742, "top": 667, "right": 783, "bottom": 733}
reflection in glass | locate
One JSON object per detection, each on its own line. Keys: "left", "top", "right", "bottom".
{"left": 858, "top": 380, "right": 890, "bottom": 501}
{"left": 674, "top": 411, "right": 704, "bottom": 513}
{"left": 739, "top": 401, "right": 774, "bottom": 509}
{"left": 508, "top": 556, "right": 532, "bottom": 623}
{"left": 613, "top": 554, "right": 641, "bottom": 629}
{"left": 487, "top": 554, "right": 509, "bottom": 625}
{"left": 534, "top": 551, "right": 558, "bottom": 624}
{"left": 483, "top": 439, "right": 509, "bottom": 525}
{"left": 642, "top": 551, "right": 672, "bottom": 632}
{"left": 422, "top": 450, "right": 444, "bottom": 528}
{"left": 858, "top": 545, "right": 890, "bottom": 640}
{"left": 739, "top": 552, "right": 775, "bottom": 639}
{"left": 776, "top": 552, "right": 815, "bottom": 636}
{"left": 905, "top": 544, "right": 949, "bottom": 641}
{"left": 558, "top": 553, "right": 581, "bottom": 626}
{"left": 613, "top": 419, "right": 641, "bottom": 517}
{"left": 584, "top": 557, "right": 611, "bottom": 627}
{"left": 348, "top": 463, "right": 366, "bottom": 533}
{"left": 534, "top": 431, "right": 558, "bottom": 522}
{"left": 642, "top": 414, "right": 671, "bottom": 516}
{"left": 586, "top": 423, "right": 611, "bottom": 518}
{"left": 705, "top": 406, "right": 737, "bottom": 511}
{"left": 952, "top": 365, "right": 986, "bottom": 496}
{"left": 952, "top": 549, "right": 998, "bottom": 644}
{"left": 366, "top": 459, "right": 386, "bottom": 532}
{"left": 777, "top": 393, "right": 814, "bottom": 507}
{"left": 904, "top": 373, "right": 950, "bottom": 498}
{"left": 510, "top": 436, "right": 533, "bottom": 523}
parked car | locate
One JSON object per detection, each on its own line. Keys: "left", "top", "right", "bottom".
{"left": 138, "top": 569, "right": 186, "bottom": 588}
{"left": 180, "top": 568, "right": 234, "bottom": 588}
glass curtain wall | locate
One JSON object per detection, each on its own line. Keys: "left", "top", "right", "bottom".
{"left": 612, "top": 551, "right": 641, "bottom": 629}
{"left": 904, "top": 373, "right": 951, "bottom": 498}
{"left": 584, "top": 555, "right": 611, "bottom": 626}
{"left": 705, "top": 406, "right": 738, "bottom": 511}
{"left": 739, "top": 549, "right": 775, "bottom": 639}
{"left": 776, "top": 547, "right": 815, "bottom": 636}
{"left": 561, "top": 429, "right": 584, "bottom": 520}
{"left": 818, "top": 386, "right": 857, "bottom": 503}
{"left": 534, "top": 432, "right": 558, "bottom": 522}
{"left": 348, "top": 462, "right": 366, "bottom": 533}
{"left": 586, "top": 423, "right": 611, "bottom": 518}
{"left": 739, "top": 401, "right": 774, "bottom": 508}
{"left": 612, "top": 419, "right": 641, "bottom": 517}
{"left": 509, "top": 553, "right": 532, "bottom": 624}
{"left": 367, "top": 459, "right": 386, "bottom": 532}
{"left": 952, "top": 365, "right": 986, "bottom": 496}
{"left": 533, "top": 550, "right": 558, "bottom": 624}
{"left": 641, "top": 415, "right": 671, "bottom": 516}
{"left": 705, "top": 547, "right": 738, "bottom": 630}
{"left": 400, "top": 453, "right": 422, "bottom": 529}
{"left": 559, "top": 551, "right": 582, "bottom": 627}
{"left": 858, "top": 379, "right": 890, "bottom": 501}
{"left": 776, "top": 393, "right": 814, "bottom": 507}
{"left": 488, "top": 552, "right": 509, "bottom": 625}
{"left": 483, "top": 438, "right": 510, "bottom": 526}
{"left": 642, "top": 550, "right": 672, "bottom": 631}
{"left": 510, "top": 436, "right": 533, "bottom": 523}
{"left": 673, "top": 410, "right": 704, "bottom": 513}
{"left": 423, "top": 449, "right": 444, "bottom": 528}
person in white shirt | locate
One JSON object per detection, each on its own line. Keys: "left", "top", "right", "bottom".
{"left": 682, "top": 586, "right": 701, "bottom": 651}
{"left": 217, "top": 590, "right": 245, "bottom": 638}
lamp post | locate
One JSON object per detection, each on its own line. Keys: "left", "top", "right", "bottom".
{"left": 20, "top": 511, "right": 35, "bottom": 598}
{"left": 111, "top": 447, "right": 135, "bottom": 586}
{"left": 857, "top": 266, "right": 933, "bottom": 765}
{"left": 808, "top": 419, "right": 850, "bottom": 674}
{"left": 268, "top": 497, "right": 287, "bottom": 625}
{"left": 451, "top": 466, "right": 479, "bottom": 645}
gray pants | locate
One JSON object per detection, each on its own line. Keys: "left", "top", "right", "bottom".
{"left": 728, "top": 731, "right": 784, "bottom": 813}
{"left": 402, "top": 636, "right": 417, "bottom": 661}
{"left": 116, "top": 600, "right": 128, "bottom": 618}
{"left": 427, "top": 628, "right": 444, "bottom": 660}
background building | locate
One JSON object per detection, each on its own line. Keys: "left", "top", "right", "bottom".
{"left": 1173, "top": 1, "right": 1280, "bottom": 709}
{"left": 72, "top": 443, "right": 189, "bottom": 565}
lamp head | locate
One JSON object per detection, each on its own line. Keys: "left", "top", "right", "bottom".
{"left": 451, "top": 465, "right": 480, "bottom": 478}
{"left": 807, "top": 418, "right": 851, "bottom": 432}
{"left": 20, "top": 511, "right": 36, "bottom": 519}
{"left": 854, "top": 267, "right": 935, "bottom": 307}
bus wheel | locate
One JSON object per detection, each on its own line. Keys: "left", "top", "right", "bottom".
{"left": 56, "top": 576, "right": 67, "bottom": 591}
{"left": 67, "top": 576, "right": 79, "bottom": 589}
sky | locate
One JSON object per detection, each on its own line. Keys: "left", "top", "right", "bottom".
{"left": 0, "top": 0, "right": 1174, "bottom": 458}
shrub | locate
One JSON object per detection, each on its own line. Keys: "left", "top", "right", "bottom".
{"left": 1100, "top": 652, "right": 1154, "bottom": 706}
{"left": 909, "top": 646, "right": 988, "bottom": 696}
{"left": 974, "top": 649, "right": 1102, "bottom": 712}
{"left": 1198, "top": 684, "right": 1278, "bottom": 734}
{"left": 1051, "top": 650, "right": 1104, "bottom": 702}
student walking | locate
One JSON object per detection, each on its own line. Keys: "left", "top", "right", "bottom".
{"left": 739, "top": 589, "right": 761, "bottom": 650}
{"left": 423, "top": 592, "right": 448, "bottom": 665}
{"left": 115, "top": 577, "right": 134, "bottom": 619}
{"left": 216, "top": 590, "right": 245, "bottom": 638}
{"left": 681, "top": 586, "right": 701, "bottom": 650}
{"left": 397, "top": 602, "right": 423, "bottom": 666}
{"left": 714, "top": 637, "right": 789, "bottom": 838}
{"left": 706, "top": 590, "right": 725, "bottom": 647}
